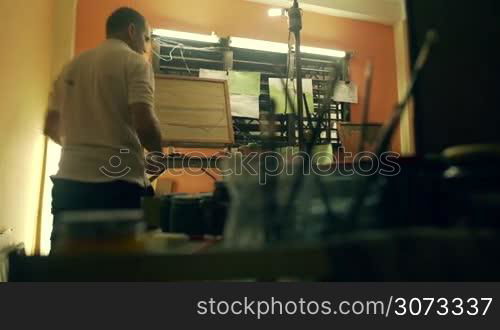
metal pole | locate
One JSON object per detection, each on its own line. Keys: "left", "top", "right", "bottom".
{"left": 295, "top": 33, "right": 305, "bottom": 151}
{"left": 289, "top": 0, "right": 305, "bottom": 151}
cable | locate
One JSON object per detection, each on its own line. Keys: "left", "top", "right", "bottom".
{"left": 179, "top": 47, "right": 192, "bottom": 74}
{"left": 155, "top": 36, "right": 218, "bottom": 51}
{"left": 152, "top": 44, "right": 181, "bottom": 62}
{"left": 201, "top": 168, "right": 218, "bottom": 182}
{"left": 152, "top": 36, "right": 217, "bottom": 68}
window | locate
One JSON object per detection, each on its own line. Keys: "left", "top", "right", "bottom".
{"left": 152, "top": 30, "right": 350, "bottom": 148}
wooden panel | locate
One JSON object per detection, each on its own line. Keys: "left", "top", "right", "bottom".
{"left": 154, "top": 75, "right": 234, "bottom": 146}
{"left": 338, "top": 122, "right": 383, "bottom": 153}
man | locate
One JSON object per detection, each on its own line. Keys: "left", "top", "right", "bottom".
{"left": 44, "top": 7, "right": 164, "bottom": 246}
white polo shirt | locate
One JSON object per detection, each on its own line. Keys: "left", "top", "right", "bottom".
{"left": 49, "top": 39, "right": 155, "bottom": 187}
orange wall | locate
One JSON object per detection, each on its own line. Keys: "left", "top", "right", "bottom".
{"left": 75, "top": 0, "right": 399, "bottom": 192}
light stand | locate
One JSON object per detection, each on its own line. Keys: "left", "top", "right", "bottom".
{"left": 288, "top": 0, "right": 305, "bottom": 151}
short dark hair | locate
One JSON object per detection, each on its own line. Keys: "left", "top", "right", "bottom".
{"left": 106, "top": 7, "right": 146, "bottom": 36}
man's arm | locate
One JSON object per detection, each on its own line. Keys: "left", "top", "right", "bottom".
{"left": 127, "top": 53, "right": 163, "bottom": 153}
{"left": 129, "top": 102, "right": 162, "bottom": 153}
{"left": 43, "top": 110, "right": 61, "bottom": 145}
{"left": 44, "top": 69, "right": 65, "bottom": 145}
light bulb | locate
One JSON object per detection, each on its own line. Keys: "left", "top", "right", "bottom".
{"left": 268, "top": 8, "right": 285, "bottom": 17}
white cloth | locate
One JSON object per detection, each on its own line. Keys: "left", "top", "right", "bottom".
{"left": 49, "top": 39, "right": 155, "bottom": 187}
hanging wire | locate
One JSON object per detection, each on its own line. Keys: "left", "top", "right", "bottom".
{"left": 152, "top": 36, "right": 218, "bottom": 67}
{"left": 179, "top": 47, "right": 192, "bottom": 74}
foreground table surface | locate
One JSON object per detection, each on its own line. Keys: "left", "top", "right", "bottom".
{"left": 7, "top": 228, "right": 500, "bottom": 281}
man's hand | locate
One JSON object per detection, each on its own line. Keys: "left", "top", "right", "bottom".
{"left": 43, "top": 110, "right": 61, "bottom": 145}
{"left": 130, "top": 102, "right": 163, "bottom": 153}
{"left": 145, "top": 151, "right": 166, "bottom": 176}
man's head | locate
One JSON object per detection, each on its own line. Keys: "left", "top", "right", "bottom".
{"left": 106, "top": 7, "right": 151, "bottom": 55}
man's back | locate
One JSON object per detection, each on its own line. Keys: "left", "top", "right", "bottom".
{"left": 51, "top": 39, "right": 155, "bottom": 187}
{"left": 45, "top": 7, "right": 163, "bottom": 250}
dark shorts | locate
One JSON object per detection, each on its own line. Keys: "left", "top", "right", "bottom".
{"left": 50, "top": 178, "right": 154, "bottom": 246}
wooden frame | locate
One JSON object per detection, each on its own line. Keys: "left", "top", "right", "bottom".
{"left": 154, "top": 74, "right": 234, "bottom": 147}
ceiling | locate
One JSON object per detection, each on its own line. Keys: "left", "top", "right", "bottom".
{"left": 245, "top": 0, "right": 406, "bottom": 25}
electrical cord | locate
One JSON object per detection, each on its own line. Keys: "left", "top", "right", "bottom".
{"left": 201, "top": 168, "right": 218, "bottom": 182}
{"left": 179, "top": 47, "right": 192, "bottom": 74}
{"left": 153, "top": 36, "right": 214, "bottom": 71}
{"left": 152, "top": 44, "right": 181, "bottom": 62}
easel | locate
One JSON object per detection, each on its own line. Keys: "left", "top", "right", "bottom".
{"left": 149, "top": 75, "right": 235, "bottom": 184}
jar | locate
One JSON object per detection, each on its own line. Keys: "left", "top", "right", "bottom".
{"left": 53, "top": 210, "right": 146, "bottom": 255}
{"left": 169, "top": 195, "right": 204, "bottom": 236}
